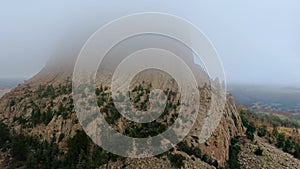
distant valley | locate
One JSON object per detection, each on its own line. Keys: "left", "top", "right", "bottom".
{"left": 228, "top": 84, "right": 300, "bottom": 114}
{"left": 0, "top": 89, "right": 10, "bottom": 97}
{"left": 0, "top": 78, "right": 25, "bottom": 97}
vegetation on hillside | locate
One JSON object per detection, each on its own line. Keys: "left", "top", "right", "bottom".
{"left": 241, "top": 109, "right": 300, "bottom": 159}
{"left": 93, "top": 82, "right": 182, "bottom": 138}
{"left": 177, "top": 141, "right": 220, "bottom": 168}
{"left": 1, "top": 81, "right": 216, "bottom": 168}
{"left": 10, "top": 80, "right": 74, "bottom": 130}
{"left": 0, "top": 121, "right": 118, "bottom": 169}
{"left": 228, "top": 137, "right": 241, "bottom": 169}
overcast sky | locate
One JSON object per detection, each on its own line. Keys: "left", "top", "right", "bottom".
{"left": 0, "top": 0, "right": 299, "bottom": 86}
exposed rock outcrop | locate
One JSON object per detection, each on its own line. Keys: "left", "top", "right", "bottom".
{"left": 0, "top": 53, "right": 244, "bottom": 168}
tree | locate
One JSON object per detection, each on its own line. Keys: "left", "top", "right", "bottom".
{"left": 228, "top": 137, "right": 241, "bottom": 169}
{"left": 25, "top": 152, "right": 39, "bottom": 169}
{"left": 272, "top": 127, "right": 279, "bottom": 137}
{"left": 31, "top": 108, "right": 41, "bottom": 125}
{"left": 0, "top": 121, "right": 10, "bottom": 147}
{"left": 65, "top": 130, "right": 90, "bottom": 165}
{"left": 37, "top": 85, "right": 44, "bottom": 98}
{"left": 283, "top": 136, "right": 293, "bottom": 153}
{"left": 294, "top": 145, "right": 300, "bottom": 158}
{"left": 245, "top": 122, "right": 256, "bottom": 141}
{"left": 46, "top": 85, "right": 55, "bottom": 97}
{"left": 177, "top": 141, "right": 202, "bottom": 159}
{"left": 43, "top": 109, "right": 53, "bottom": 125}
{"left": 258, "top": 125, "right": 268, "bottom": 137}
{"left": 11, "top": 134, "right": 29, "bottom": 161}
{"left": 276, "top": 133, "right": 285, "bottom": 148}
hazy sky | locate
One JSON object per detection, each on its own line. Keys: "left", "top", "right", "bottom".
{"left": 0, "top": 0, "right": 299, "bottom": 86}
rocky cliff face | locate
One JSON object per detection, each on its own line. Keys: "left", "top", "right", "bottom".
{"left": 0, "top": 55, "right": 244, "bottom": 168}
{"left": 198, "top": 93, "right": 244, "bottom": 166}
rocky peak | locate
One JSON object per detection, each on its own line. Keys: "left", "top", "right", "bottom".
{"left": 0, "top": 53, "right": 244, "bottom": 168}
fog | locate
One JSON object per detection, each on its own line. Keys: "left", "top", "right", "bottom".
{"left": 0, "top": 0, "right": 299, "bottom": 86}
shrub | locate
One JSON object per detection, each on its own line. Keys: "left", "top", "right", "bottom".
{"left": 125, "top": 121, "right": 167, "bottom": 138}
{"left": 201, "top": 154, "right": 208, "bottom": 163}
{"left": 62, "top": 111, "right": 69, "bottom": 119}
{"left": 212, "top": 160, "right": 219, "bottom": 168}
{"left": 95, "top": 88, "right": 101, "bottom": 96}
{"left": 258, "top": 125, "right": 268, "bottom": 137}
{"left": 9, "top": 99, "right": 16, "bottom": 107}
{"left": 97, "top": 98, "right": 104, "bottom": 107}
{"left": 58, "top": 133, "right": 65, "bottom": 142}
{"left": 168, "top": 154, "right": 185, "bottom": 168}
{"left": 254, "top": 147, "right": 263, "bottom": 156}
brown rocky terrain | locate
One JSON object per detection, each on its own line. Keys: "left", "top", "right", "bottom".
{"left": 99, "top": 154, "right": 216, "bottom": 169}
{"left": 239, "top": 136, "right": 300, "bottom": 169}
{"left": 1, "top": 54, "right": 298, "bottom": 168}
{"left": 0, "top": 53, "right": 245, "bottom": 168}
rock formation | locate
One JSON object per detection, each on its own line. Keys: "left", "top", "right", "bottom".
{"left": 0, "top": 53, "right": 245, "bottom": 168}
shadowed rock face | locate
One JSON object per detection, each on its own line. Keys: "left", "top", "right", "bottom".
{"left": 198, "top": 93, "right": 244, "bottom": 166}
{"left": 0, "top": 44, "right": 244, "bottom": 168}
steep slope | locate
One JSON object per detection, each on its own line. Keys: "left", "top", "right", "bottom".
{"left": 238, "top": 136, "right": 300, "bottom": 169}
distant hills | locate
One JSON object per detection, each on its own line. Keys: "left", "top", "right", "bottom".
{"left": 228, "top": 84, "right": 300, "bottom": 114}
{"left": 0, "top": 78, "right": 25, "bottom": 89}
{"left": 0, "top": 89, "right": 9, "bottom": 98}
{"left": 0, "top": 78, "right": 25, "bottom": 98}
